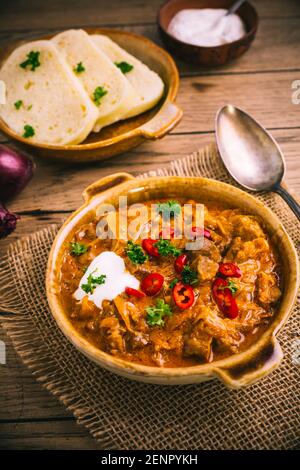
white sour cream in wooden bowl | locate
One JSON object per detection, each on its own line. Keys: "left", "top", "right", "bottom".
{"left": 167, "top": 8, "right": 246, "bottom": 47}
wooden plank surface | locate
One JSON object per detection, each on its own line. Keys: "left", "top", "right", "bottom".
{"left": 1, "top": 18, "right": 300, "bottom": 75}
{"left": 0, "top": 0, "right": 300, "bottom": 450}
{"left": 0, "top": 420, "right": 100, "bottom": 450}
{"left": 1, "top": 0, "right": 300, "bottom": 32}
{"left": 3, "top": 129, "right": 300, "bottom": 215}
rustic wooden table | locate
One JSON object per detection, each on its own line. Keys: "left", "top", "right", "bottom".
{"left": 0, "top": 0, "right": 299, "bottom": 450}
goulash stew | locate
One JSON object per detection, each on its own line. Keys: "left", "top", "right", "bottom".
{"left": 59, "top": 199, "right": 282, "bottom": 367}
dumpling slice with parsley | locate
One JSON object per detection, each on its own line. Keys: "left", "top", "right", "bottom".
{"left": 52, "top": 29, "right": 138, "bottom": 132}
{"left": 0, "top": 40, "right": 98, "bottom": 145}
{"left": 91, "top": 34, "right": 165, "bottom": 118}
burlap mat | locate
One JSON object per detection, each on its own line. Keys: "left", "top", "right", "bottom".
{"left": 0, "top": 143, "right": 299, "bottom": 450}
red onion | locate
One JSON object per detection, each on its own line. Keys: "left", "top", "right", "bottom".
{"left": 0, "top": 203, "right": 19, "bottom": 239}
{"left": 0, "top": 145, "right": 34, "bottom": 238}
{"left": 0, "top": 144, "right": 34, "bottom": 201}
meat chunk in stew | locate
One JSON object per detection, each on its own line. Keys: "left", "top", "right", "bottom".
{"left": 257, "top": 272, "right": 281, "bottom": 306}
{"left": 195, "top": 255, "right": 219, "bottom": 282}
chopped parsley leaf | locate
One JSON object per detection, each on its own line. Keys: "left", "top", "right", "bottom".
{"left": 169, "top": 278, "right": 179, "bottom": 289}
{"left": 115, "top": 61, "right": 134, "bottom": 74}
{"left": 93, "top": 86, "right": 108, "bottom": 105}
{"left": 220, "top": 279, "right": 238, "bottom": 295}
{"left": 146, "top": 299, "right": 172, "bottom": 327}
{"left": 20, "top": 51, "right": 41, "bottom": 71}
{"left": 81, "top": 272, "right": 106, "bottom": 294}
{"left": 154, "top": 239, "right": 181, "bottom": 257}
{"left": 14, "top": 100, "right": 23, "bottom": 110}
{"left": 74, "top": 61, "right": 85, "bottom": 73}
{"left": 23, "top": 124, "right": 35, "bottom": 138}
{"left": 181, "top": 265, "right": 198, "bottom": 286}
{"left": 70, "top": 242, "right": 88, "bottom": 256}
{"left": 126, "top": 240, "right": 148, "bottom": 264}
{"left": 156, "top": 200, "right": 181, "bottom": 218}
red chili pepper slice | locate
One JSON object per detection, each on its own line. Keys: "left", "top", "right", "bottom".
{"left": 174, "top": 253, "right": 188, "bottom": 273}
{"left": 125, "top": 287, "right": 145, "bottom": 298}
{"left": 141, "top": 273, "right": 164, "bottom": 296}
{"left": 212, "top": 278, "right": 239, "bottom": 319}
{"left": 172, "top": 281, "right": 195, "bottom": 309}
{"left": 212, "top": 277, "right": 228, "bottom": 294}
{"left": 203, "top": 229, "right": 212, "bottom": 239}
{"left": 218, "top": 262, "right": 242, "bottom": 278}
{"left": 142, "top": 238, "right": 159, "bottom": 257}
{"left": 220, "top": 291, "right": 238, "bottom": 319}
{"left": 191, "top": 226, "right": 211, "bottom": 240}
{"left": 159, "top": 226, "right": 175, "bottom": 239}
{"left": 212, "top": 277, "right": 228, "bottom": 306}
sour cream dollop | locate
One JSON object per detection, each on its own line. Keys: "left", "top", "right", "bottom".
{"left": 74, "top": 251, "right": 139, "bottom": 308}
{"left": 167, "top": 8, "right": 246, "bottom": 47}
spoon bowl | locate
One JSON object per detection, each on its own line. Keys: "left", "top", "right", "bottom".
{"left": 216, "top": 105, "right": 285, "bottom": 191}
{"left": 215, "top": 104, "right": 300, "bottom": 219}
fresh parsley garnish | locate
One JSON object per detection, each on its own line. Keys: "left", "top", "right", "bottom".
{"left": 156, "top": 200, "right": 181, "bottom": 218}
{"left": 14, "top": 100, "right": 23, "bottom": 110}
{"left": 181, "top": 265, "right": 198, "bottom": 286}
{"left": 70, "top": 242, "right": 88, "bottom": 256}
{"left": 154, "top": 239, "right": 181, "bottom": 257}
{"left": 126, "top": 240, "right": 148, "bottom": 264}
{"left": 115, "top": 61, "right": 134, "bottom": 74}
{"left": 169, "top": 278, "right": 179, "bottom": 289}
{"left": 74, "top": 61, "right": 85, "bottom": 73}
{"left": 20, "top": 51, "right": 41, "bottom": 71}
{"left": 220, "top": 280, "right": 238, "bottom": 295}
{"left": 23, "top": 124, "right": 35, "bottom": 138}
{"left": 93, "top": 86, "right": 108, "bottom": 105}
{"left": 81, "top": 272, "right": 106, "bottom": 294}
{"left": 146, "top": 299, "right": 172, "bottom": 327}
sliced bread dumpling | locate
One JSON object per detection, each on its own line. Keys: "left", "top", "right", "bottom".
{"left": 0, "top": 40, "right": 98, "bottom": 145}
{"left": 52, "top": 29, "right": 138, "bottom": 132}
{"left": 91, "top": 34, "right": 165, "bottom": 119}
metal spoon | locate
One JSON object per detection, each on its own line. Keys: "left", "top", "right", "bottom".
{"left": 207, "top": 1, "right": 246, "bottom": 36}
{"left": 226, "top": 0, "right": 246, "bottom": 16}
{"left": 215, "top": 105, "right": 300, "bottom": 220}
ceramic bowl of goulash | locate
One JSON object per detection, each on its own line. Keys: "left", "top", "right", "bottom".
{"left": 46, "top": 173, "right": 299, "bottom": 387}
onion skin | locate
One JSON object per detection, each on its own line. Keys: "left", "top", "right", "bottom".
{"left": 0, "top": 203, "right": 19, "bottom": 239}
{"left": 0, "top": 145, "right": 34, "bottom": 238}
{"left": 0, "top": 144, "right": 34, "bottom": 201}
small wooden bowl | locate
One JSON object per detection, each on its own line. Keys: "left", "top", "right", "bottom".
{"left": 0, "top": 29, "right": 182, "bottom": 162}
{"left": 158, "top": 0, "right": 258, "bottom": 66}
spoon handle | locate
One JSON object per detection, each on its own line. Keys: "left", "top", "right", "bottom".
{"left": 226, "top": 0, "right": 245, "bottom": 15}
{"left": 274, "top": 185, "right": 300, "bottom": 221}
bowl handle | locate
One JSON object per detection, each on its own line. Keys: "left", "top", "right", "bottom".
{"left": 82, "top": 172, "right": 135, "bottom": 203}
{"left": 139, "top": 101, "right": 183, "bottom": 139}
{"left": 212, "top": 338, "right": 283, "bottom": 389}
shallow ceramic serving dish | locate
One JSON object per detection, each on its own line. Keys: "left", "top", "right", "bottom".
{"left": 0, "top": 29, "right": 182, "bottom": 162}
{"left": 158, "top": 0, "right": 258, "bottom": 66}
{"left": 46, "top": 173, "right": 299, "bottom": 388}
